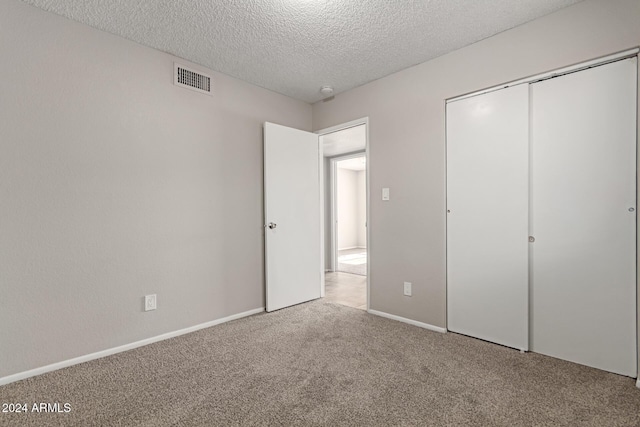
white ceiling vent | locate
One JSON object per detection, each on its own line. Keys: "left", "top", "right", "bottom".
{"left": 174, "top": 63, "right": 211, "bottom": 95}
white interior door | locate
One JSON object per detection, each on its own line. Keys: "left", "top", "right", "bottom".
{"left": 446, "top": 85, "right": 530, "bottom": 351}
{"left": 264, "top": 122, "right": 321, "bottom": 312}
{"left": 530, "top": 58, "right": 637, "bottom": 376}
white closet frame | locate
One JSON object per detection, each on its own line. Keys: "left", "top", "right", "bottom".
{"left": 449, "top": 48, "right": 639, "bottom": 103}
{"left": 446, "top": 48, "right": 639, "bottom": 377}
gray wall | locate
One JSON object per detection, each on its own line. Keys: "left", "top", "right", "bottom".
{"left": 312, "top": 0, "right": 640, "bottom": 371}
{"left": 0, "top": 0, "right": 311, "bottom": 378}
{"left": 356, "top": 170, "right": 367, "bottom": 248}
{"left": 2, "top": 0, "right": 640, "bottom": 381}
{"left": 337, "top": 168, "right": 360, "bottom": 249}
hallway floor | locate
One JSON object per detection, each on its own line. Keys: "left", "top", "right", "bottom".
{"left": 337, "top": 248, "right": 367, "bottom": 276}
{"left": 324, "top": 271, "right": 366, "bottom": 310}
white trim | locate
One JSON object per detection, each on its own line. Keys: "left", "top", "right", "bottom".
{"left": 365, "top": 122, "right": 370, "bottom": 311}
{"left": 331, "top": 159, "right": 337, "bottom": 271}
{"left": 0, "top": 307, "right": 264, "bottom": 386}
{"left": 319, "top": 133, "right": 325, "bottom": 298}
{"left": 327, "top": 137, "right": 368, "bottom": 271}
{"left": 317, "top": 117, "right": 370, "bottom": 311}
{"left": 368, "top": 309, "right": 447, "bottom": 334}
{"left": 447, "top": 48, "right": 639, "bottom": 104}
{"left": 316, "top": 117, "right": 369, "bottom": 136}
{"left": 331, "top": 151, "right": 368, "bottom": 270}
{"left": 330, "top": 152, "right": 368, "bottom": 162}
{"left": 637, "top": 378, "right": 640, "bottom": 389}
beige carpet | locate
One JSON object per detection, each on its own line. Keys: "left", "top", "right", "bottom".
{"left": 1, "top": 300, "right": 639, "bottom": 426}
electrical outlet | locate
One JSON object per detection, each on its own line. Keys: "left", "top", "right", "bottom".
{"left": 145, "top": 294, "right": 157, "bottom": 311}
{"left": 403, "top": 282, "right": 412, "bottom": 297}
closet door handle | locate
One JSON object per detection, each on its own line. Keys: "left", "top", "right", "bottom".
{"left": 529, "top": 236, "right": 535, "bottom": 243}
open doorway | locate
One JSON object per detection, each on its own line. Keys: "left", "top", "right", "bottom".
{"left": 334, "top": 155, "right": 367, "bottom": 276}
{"left": 319, "top": 121, "right": 368, "bottom": 310}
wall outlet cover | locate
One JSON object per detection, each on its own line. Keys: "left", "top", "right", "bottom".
{"left": 145, "top": 294, "right": 157, "bottom": 311}
{"left": 403, "top": 282, "right": 412, "bottom": 297}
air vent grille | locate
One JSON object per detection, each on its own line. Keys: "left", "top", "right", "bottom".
{"left": 174, "top": 63, "right": 212, "bottom": 95}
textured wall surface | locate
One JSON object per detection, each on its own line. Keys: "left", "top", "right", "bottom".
{"left": 313, "top": 0, "right": 640, "bottom": 377}
{"left": 0, "top": 0, "right": 311, "bottom": 378}
{"left": 19, "top": 0, "right": 582, "bottom": 103}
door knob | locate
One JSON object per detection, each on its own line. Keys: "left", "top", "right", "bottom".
{"left": 268, "top": 222, "right": 277, "bottom": 229}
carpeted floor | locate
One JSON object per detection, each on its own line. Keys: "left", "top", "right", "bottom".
{"left": 1, "top": 300, "right": 639, "bottom": 426}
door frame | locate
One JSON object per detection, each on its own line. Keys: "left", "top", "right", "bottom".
{"left": 330, "top": 151, "right": 367, "bottom": 271}
{"left": 316, "top": 118, "right": 370, "bottom": 310}
{"left": 445, "top": 48, "right": 639, "bottom": 380}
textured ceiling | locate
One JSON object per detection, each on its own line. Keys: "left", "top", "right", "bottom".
{"left": 21, "top": 0, "right": 583, "bottom": 103}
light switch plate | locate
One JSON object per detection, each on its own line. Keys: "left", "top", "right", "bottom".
{"left": 382, "top": 188, "right": 390, "bottom": 201}
{"left": 403, "top": 282, "right": 412, "bottom": 296}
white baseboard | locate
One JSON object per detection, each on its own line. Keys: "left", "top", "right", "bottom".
{"left": 0, "top": 307, "right": 265, "bottom": 386}
{"left": 338, "top": 246, "right": 359, "bottom": 251}
{"left": 637, "top": 378, "right": 640, "bottom": 389}
{"left": 367, "top": 309, "right": 447, "bottom": 334}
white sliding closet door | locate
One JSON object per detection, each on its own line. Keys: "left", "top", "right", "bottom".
{"left": 530, "top": 58, "right": 637, "bottom": 376}
{"left": 447, "top": 85, "right": 529, "bottom": 351}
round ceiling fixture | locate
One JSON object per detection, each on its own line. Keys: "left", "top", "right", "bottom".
{"left": 319, "top": 86, "right": 334, "bottom": 96}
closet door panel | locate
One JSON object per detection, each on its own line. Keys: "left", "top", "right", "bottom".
{"left": 447, "top": 85, "right": 529, "bottom": 350}
{"left": 530, "top": 58, "right": 637, "bottom": 376}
